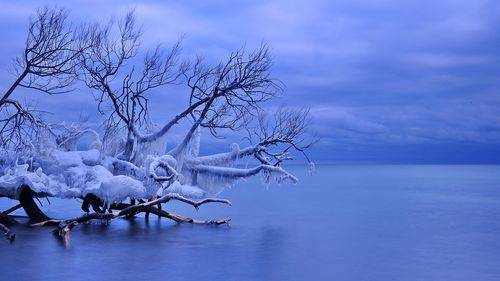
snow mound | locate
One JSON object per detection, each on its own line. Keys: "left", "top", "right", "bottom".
{"left": 0, "top": 127, "right": 300, "bottom": 203}
{"left": 96, "top": 175, "right": 145, "bottom": 204}
{"left": 163, "top": 181, "right": 205, "bottom": 198}
{"left": 0, "top": 164, "right": 76, "bottom": 198}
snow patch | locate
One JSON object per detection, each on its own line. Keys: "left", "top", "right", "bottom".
{"left": 163, "top": 181, "right": 205, "bottom": 198}
{"left": 97, "top": 175, "right": 145, "bottom": 204}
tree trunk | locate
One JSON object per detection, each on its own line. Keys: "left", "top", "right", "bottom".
{"left": 18, "top": 185, "right": 50, "bottom": 222}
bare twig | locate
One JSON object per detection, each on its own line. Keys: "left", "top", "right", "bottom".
{"left": 0, "top": 7, "right": 86, "bottom": 150}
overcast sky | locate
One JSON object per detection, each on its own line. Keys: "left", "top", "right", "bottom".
{"left": 1, "top": 0, "right": 500, "bottom": 163}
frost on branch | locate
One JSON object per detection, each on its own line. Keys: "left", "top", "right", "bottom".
{"left": 0, "top": 8, "right": 315, "bottom": 242}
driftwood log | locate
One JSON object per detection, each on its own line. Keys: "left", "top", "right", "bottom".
{"left": 1, "top": 186, "right": 231, "bottom": 244}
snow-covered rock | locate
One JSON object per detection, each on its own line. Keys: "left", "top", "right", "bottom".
{"left": 163, "top": 181, "right": 205, "bottom": 198}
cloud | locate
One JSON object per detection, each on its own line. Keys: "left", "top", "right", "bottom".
{"left": 1, "top": 0, "right": 500, "bottom": 163}
{"left": 312, "top": 106, "right": 386, "bottom": 135}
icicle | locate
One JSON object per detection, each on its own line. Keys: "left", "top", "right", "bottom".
{"left": 189, "top": 126, "right": 201, "bottom": 157}
{"left": 308, "top": 161, "right": 316, "bottom": 175}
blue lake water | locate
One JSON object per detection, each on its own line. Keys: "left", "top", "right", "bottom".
{"left": 1, "top": 165, "right": 500, "bottom": 281}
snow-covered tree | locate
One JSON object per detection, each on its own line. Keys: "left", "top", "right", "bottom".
{"left": 0, "top": 9, "right": 314, "bottom": 243}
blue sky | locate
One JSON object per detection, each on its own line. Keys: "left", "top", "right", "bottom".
{"left": 1, "top": 0, "right": 500, "bottom": 163}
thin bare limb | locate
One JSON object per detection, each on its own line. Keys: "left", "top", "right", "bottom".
{"left": 1, "top": 203, "right": 22, "bottom": 215}
{"left": 158, "top": 193, "right": 232, "bottom": 210}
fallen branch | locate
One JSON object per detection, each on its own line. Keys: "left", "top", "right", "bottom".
{"left": 34, "top": 206, "right": 230, "bottom": 244}
{"left": 82, "top": 193, "right": 231, "bottom": 213}
{"left": 31, "top": 193, "right": 232, "bottom": 244}
{"left": 1, "top": 203, "right": 22, "bottom": 215}
{"left": 141, "top": 205, "right": 230, "bottom": 225}
{"left": 157, "top": 194, "right": 232, "bottom": 210}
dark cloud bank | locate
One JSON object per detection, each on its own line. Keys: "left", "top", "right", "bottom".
{"left": 1, "top": 0, "right": 499, "bottom": 163}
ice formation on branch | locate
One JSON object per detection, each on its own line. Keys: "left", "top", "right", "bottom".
{"left": 0, "top": 121, "right": 306, "bottom": 203}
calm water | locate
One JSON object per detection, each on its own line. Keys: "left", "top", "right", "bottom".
{"left": 1, "top": 165, "right": 500, "bottom": 281}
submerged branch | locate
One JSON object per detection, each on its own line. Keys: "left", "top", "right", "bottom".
{"left": 0, "top": 222, "right": 15, "bottom": 242}
{"left": 31, "top": 193, "right": 231, "bottom": 243}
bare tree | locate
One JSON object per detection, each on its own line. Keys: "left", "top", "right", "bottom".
{"left": 77, "top": 10, "right": 182, "bottom": 160}
{"left": 0, "top": 7, "right": 86, "bottom": 149}
{"left": 167, "top": 44, "right": 281, "bottom": 157}
{"left": 77, "top": 11, "right": 287, "bottom": 163}
{"left": 252, "top": 107, "right": 315, "bottom": 166}
{"left": 0, "top": 9, "right": 315, "bottom": 244}
{"left": 75, "top": 11, "right": 313, "bottom": 191}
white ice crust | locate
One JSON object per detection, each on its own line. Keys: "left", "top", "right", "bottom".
{"left": 0, "top": 126, "right": 298, "bottom": 203}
